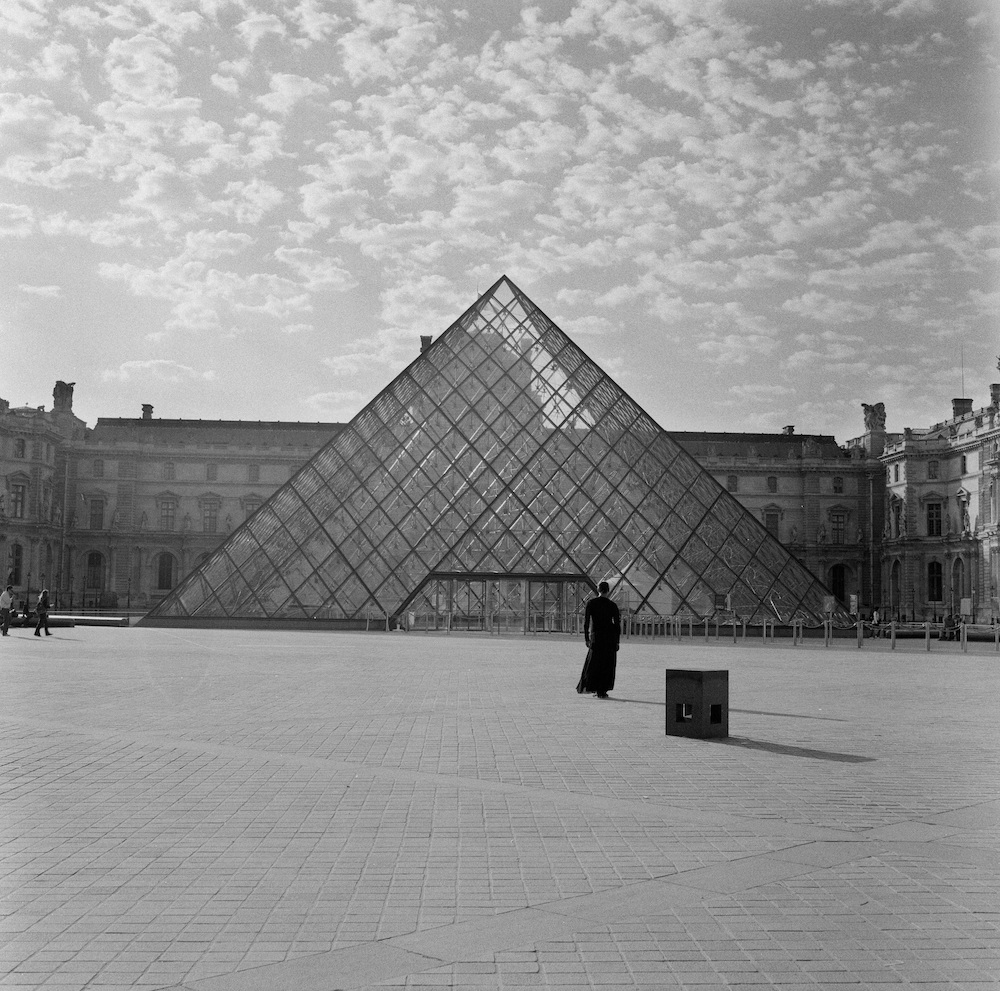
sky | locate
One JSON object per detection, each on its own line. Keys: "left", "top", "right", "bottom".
{"left": 1, "top": 0, "right": 998, "bottom": 442}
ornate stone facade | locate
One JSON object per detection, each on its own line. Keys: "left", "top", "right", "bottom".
{"left": 4, "top": 376, "right": 997, "bottom": 621}
{"left": 880, "top": 388, "right": 1000, "bottom": 623}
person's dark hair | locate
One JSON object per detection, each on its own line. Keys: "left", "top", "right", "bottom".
{"left": 598, "top": 580, "right": 609, "bottom": 594}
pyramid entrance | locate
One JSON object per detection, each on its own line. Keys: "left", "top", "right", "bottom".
{"left": 141, "top": 276, "right": 849, "bottom": 630}
{"left": 400, "top": 573, "right": 593, "bottom": 633}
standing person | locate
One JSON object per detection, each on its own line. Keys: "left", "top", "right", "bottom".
{"left": 0, "top": 585, "right": 12, "bottom": 635}
{"left": 576, "top": 580, "right": 621, "bottom": 699}
{"left": 33, "top": 588, "right": 51, "bottom": 637}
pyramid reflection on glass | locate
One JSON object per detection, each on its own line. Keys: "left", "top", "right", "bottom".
{"left": 142, "top": 276, "right": 849, "bottom": 629}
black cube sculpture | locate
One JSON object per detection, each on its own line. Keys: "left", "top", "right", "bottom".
{"left": 665, "top": 669, "right": 728, "bottom": 739}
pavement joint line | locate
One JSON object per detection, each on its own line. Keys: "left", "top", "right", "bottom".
{"left": 0, "top": 713, "right": 858, "bottom": 843}
{"left": 164, "top": 828, "right": 999, "bottom": 991}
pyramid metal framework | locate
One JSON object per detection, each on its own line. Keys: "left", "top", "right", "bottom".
{"left": 143, "top": 276, "right": 849, "bottom": 629}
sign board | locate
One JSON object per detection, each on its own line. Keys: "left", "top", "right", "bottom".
{"left": 960, "top": 597, "right": 972, "bottom": 617}
{"left": 822, "top": 595, "right": 836, "bottom": 615}
{"left": 849, "top": 594, "right": 858, "bottom": 615}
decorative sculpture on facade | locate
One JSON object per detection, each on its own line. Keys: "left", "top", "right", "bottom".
{"left": 862, "top": 402, "right": 886, "bottom": 432}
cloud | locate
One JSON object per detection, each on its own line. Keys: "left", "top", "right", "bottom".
{"left": 103, "top": 34, "right": 179, "bottom": 103}
{"left": 303, "top": 390, "right": 368, "bottom": 419}
{"left": 274, "top": 246, "right": 358, "bottom": 291}
{"left": 698, "top": 334, "right": 778, "bottom": 364}
{"left": 808, "top": 252, "right": 936, "bottom": 289}
{"left": 18, "top": 283, "right": 61, "bottom": 296}
{"left": 256, "top": 73, "right": 328, "bottom": 115}
{"left": 101, "top": 360, "right": 216, "bottom": 383}
{"left": 728, "top": 383, "right": 795, "bottom": 399}
{"left": 0, "top": 203, "right": 34, "bottom": 237}
{"left": 236, "top": 11, "right": 286, "bottom": 51}
{"left": 782, "top": 292, "right": 878, "bottom": 323}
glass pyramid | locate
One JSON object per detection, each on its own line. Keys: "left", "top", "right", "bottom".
{"left": 142, "top": 276, "right": 850, "bottom": 630}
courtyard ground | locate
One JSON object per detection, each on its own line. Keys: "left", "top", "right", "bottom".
{"left": 0, "top": 626, "right": 998, "bottom": 990}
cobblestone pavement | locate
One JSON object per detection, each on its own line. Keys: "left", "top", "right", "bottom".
{"left": 0, "top": 627, "right": 997, "bottom": 990}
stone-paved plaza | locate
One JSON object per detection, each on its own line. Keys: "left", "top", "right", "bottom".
{"left": 0, "top": 626, "right": 998, "bottom": 990}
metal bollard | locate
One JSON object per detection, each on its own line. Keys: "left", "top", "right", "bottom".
{"left": 925, "top": 621, "right": 930, "bottom": 651}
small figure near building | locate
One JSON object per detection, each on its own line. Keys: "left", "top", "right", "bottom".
{"left": 0, "top": 585, "right": 12, "bottom": 635}
{"left": 33, "top": 588, "right": 51, "bottom": 637}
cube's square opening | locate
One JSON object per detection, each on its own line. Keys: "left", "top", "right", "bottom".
{"left": 676, "top": 702, "right": 693, "bottom": 722}
{"left": 710, "top": 703, "right": 722, "bottom": 724}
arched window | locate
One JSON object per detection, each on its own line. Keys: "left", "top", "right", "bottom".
{"left": 86, "top": 552, "right": 104, "bottom": 589}
{"left": 156, "top": 552, "right": 176, "bottom": 590}
{"left": 927, "top": 561, "right": 943, "bottom": 602}
{"left": 951, "top": 558, "right": 964, "bottom": 608}
{"left": 829, "top": 564, "right": 846, "bottom": 602}
{"left": 8, "top": 543, "right": 23, "bottom": 586}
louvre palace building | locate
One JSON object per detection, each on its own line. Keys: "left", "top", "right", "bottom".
{"left": 2, "top": 278, "right": 998, "bottom": 628}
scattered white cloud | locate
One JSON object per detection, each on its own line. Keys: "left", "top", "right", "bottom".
{"left": 303, "top": 390, "right": 368, "bottom": 419}
{"left": 18, "top": 283, "right": 61, "bottom": 296}
{"left": 0, "top": 0, "right": 992, "bottom": 437}
{"left": 101, "top": 359, "right": 216, "bottom": 383}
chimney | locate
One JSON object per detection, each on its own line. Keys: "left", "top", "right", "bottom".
{"left": 991, "top": 384, "right": 1000, "bottom": 408}
{"left": 952, "top": 398, "right": 973, "bottom": 419}
{"left": 782, "top": 425, "right": 794, "bottom": 435}
{"left": 142, "top": 403, "right": 153, "bottom": 420}
{"left": 420, "top": 336, "right": 432, "bottom": 353}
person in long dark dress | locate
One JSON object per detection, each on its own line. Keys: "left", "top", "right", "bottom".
{"left": 576, "top": 581, "right": 621, "bottom": 698}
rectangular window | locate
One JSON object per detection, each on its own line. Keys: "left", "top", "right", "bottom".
{"left": 160, "top": 502, "right": 175, "bottom": 531}
{"left": 206, "top": 463, "right": 218, "bottom": 482}
{"left": 831, "top": 512, "right": 845, "bottom": 545}
{"left": 894, "top": 464, "right": 900, "bottom": 481}
{"left": 764, "top": 511, "right": 780, "bottom": 537}
{"left": 11, "top": 484, "right": 26, "bottom": 518}
{"left": 928, "top": 562, "right": 943, "bottom": 601}
{"left": 14, "top": 439, "right": 25, "bottom": 458}
{"left": 766, "top": 476, "right": 777, "bottom": 493}
{"left": 248, "top": 464, "right": 260, "bottom": 483}
{"left": 927, "top": 460, "right": 939, "bottom": 479}
{"left": 163, "top": 462, "right": 175, "bottom": 481}
{"left": 93, "top": 459, "right": 104, "bottom": 478}
{"left": 727, "top": 474, "right": 738, "bottom": 492}
{"left": 203, "top": 505, "right": 218, "bottom": 534}
{"left": 89, "top": 499, "right": 105, "bottom": 530}
{"left": 832, "top": 476, "right": 844, "bottom": 494}
{"left": 927, "top": 502, "right": 942, "bottom": 537}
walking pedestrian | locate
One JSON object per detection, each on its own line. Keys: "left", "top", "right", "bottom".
{"left": 0, "top": 585, "right": 12, "bottom": 635}
{"left": 576, "top": 580, "right": 621, "bottom": 698}
{"left": 33, "top": 588, "right": 51, "bottom": 637}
